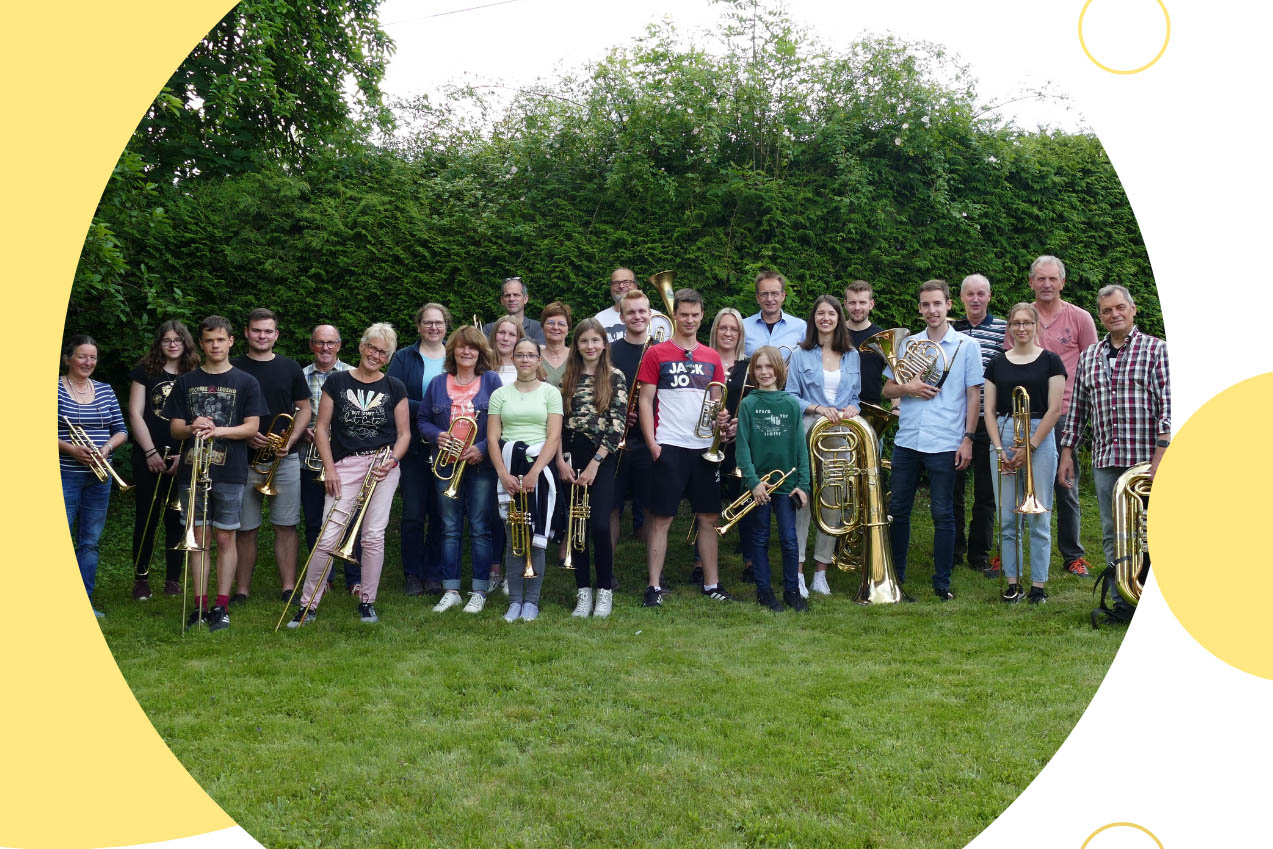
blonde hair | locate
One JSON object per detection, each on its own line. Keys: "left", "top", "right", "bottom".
{"left": 750, "top": 345, "right": 788, "bottom": 390}
{"left": 1005, "top": 302, "right": 1041, "bottom": 345}
{"left": 361, "top": 322, "right": 398, "bottom": 354}
{"left": 709, "top": 308, "right": 747, "bottom": 362}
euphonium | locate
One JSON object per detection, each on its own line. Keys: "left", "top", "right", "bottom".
{"left": 1111, "top": 462, "right": 1152, "bottom": 606}
{"left": 252, "top": 412, "right": 296, "bottom": 496}
{"left": 696, "top": 381, "right": 728, "bottom": 463}
{"left": 807, "top": 415, "right": 902, "bottom": 604}
{"left": 861, "top": 328, "right": 948, "bottom": 387}
{"left": 434, "top": 415, "right": 478, "bottom": 500}
{"left": 63, "top": 415, "right": 132, "bottom": 491}
{"left": 562, "top": 481, "right": 589, "bottom": 570}
{"left": 716, "top": 468, "right": 795, "bottom": 537}
{"left": 507, "top": 476, "right": 536, "bottom": 578}
{"left": 648, "top": 270, "right": 677, "bottom": 316}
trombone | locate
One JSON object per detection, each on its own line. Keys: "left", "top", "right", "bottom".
{"left": 174, "top": 434, "right": 213, "bottom": 631}
{"left": 131, "top": 445, "right": 178, "bottom": 578}
{"left": 252, "top": 412, "right": 295, "bottom": 496}
{"left": 62, "top": 416, "right": 131, "bottom": 491}
{"left": 696, "top": 381, "right": 728, "bottom": 463}
{"left": 716, "top": 468, "right": 795, "bottom": 537}
{"left": 434, "top": 415, "right": 478, "bottom": 500}
{"left": 507, "top": 475, "right": 536, "bottom": 578}
{"left": 996, "top": 387, "right": 1049, "bottom": 588}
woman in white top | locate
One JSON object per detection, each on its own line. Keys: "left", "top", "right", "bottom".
{"left": 487, "top": 315, "right": 524, "bottom": 386}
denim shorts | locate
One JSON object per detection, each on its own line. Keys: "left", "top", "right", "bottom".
{"left": 182, "top": 481, "right": 247, "bottom": 530}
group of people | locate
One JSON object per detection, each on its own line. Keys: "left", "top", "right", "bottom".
{"left": 56, "top": 256, "right": 1170, "bottom": 626}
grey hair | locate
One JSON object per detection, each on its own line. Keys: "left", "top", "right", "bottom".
{"left": 1029, "top": 255, "right": 1067, "bottom": 280}
{"left": 360, "top": 322, "right": 398, "bottom": 354}
{"left": 1097, "top": 284, "right": 1135, "bottom": 307}
{"left": 960, "top": 273, "right": 990, "bottom": 292}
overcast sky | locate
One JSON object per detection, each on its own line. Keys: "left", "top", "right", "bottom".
{"left": 375, "top": 0, "right": 1086, "bottom": 133}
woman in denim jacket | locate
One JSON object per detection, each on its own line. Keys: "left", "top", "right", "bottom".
{"left": 784, "top": 295, "right": 861, "bottom": 597}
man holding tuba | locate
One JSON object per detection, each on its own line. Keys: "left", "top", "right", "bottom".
{"left": 1058, "top": 285, "right": 1170, "bottom": 620}
{"left": 231, "top": 308, "right": 312, "bottom": 604}
{"left": 881, "top": 280, "right": 985, "bottom": 601}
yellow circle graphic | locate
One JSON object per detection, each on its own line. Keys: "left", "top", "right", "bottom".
{"left": 1078, "top": 0, "right": 1171, "bottom": 75}
{"left": 1151, "top": 373, "right": 1273, "bottom": 680}
{"left": 1082, "top": 821, "right": 1164, "bottom": 848}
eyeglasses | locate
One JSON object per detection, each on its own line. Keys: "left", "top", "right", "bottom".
{"left": 757, "top": 292, "right": 783, "bottom": 300}
{"left": 311, "top": 340, "right": 340, "bottom": 347}
{"left": 1009, "top": 321, "right": 1036, "bottom": 328}
{"left": 420, "top": 321, "right": 445, "bottom": 328}
{"left": 364, "top": 343, "right": 391, "bottom": 360}
{"left": 503, "top": 276, "right": 522, "bottom": 284}
{"left": 611, "top": 279, "right": 635, "bottom": 286}
{"left": 513, "top": 352, "right": 540, "bottom": 361}
{"left": 161, "top": 338, "right": 183, "bottom": 346}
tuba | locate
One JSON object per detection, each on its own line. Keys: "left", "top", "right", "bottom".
{"left": 807, "top": 415, "right": 903, "bottom": 604}
{"left": 1111, "top": 462, "right": 1152, "bottom": 606}
{"left": 861, "top": 328, "right": 948, "bottom": 387}
{"left": 252, "top": 412, "right": 296, "bottom": 496}
{"left": 648, "top": 270, "right": 677, "bottom": 317}
{"left": 716, "top": 468, "right": 795, "bottom": 537}
{"left": 434, "top": 415, "right": 478, "bottom": 500}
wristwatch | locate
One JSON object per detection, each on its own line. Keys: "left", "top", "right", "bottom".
{"left": 1156, "top": 438, "right": 1170, "bottom": 448}
{"left": 963, "top": 432, "right": 975, "bottom": 441}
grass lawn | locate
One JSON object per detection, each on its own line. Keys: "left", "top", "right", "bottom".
{"left": 94, "top": 470, "right": 1124, "bottom": 849}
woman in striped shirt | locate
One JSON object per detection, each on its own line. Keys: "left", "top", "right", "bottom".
{"left": 56, "top": 334, "right": 128, "bottom": 617}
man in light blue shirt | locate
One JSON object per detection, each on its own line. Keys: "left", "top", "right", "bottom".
{"left": 742, "top": 270, "right": 806, "bottom": 356}
{"left": 882, "top": 280, "right": 984, "bottom": 601}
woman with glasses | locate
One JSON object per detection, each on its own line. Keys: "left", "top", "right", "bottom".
{"left": 290, "top": 323, "right": 411, "bottom": 626}
{"left": 538, "top": 302, "right": 572, "bottom": 387}
{"left": 488, "top": 338, "right": 563, "bottom": 621}
{"left": 127, "top": 320, "right": 200, "bottom": 601}
{"left": 387, "top": 303, "right": 450, "bottom": 597}
{"left": 418, "top": 326, "right": 503, "bottom": 614}
{"left": 983, "top": 303, "right": 1065, "bottom": 605}
{"left": 786, "top": 295, "right": 861, "bottom": 597}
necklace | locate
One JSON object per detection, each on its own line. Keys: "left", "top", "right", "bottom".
{"left": 65, "top": 377, "right": 92, "bottom": 397}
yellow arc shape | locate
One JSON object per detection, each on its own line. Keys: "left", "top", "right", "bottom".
{"left": 1151, "top": 373, "right": 1273, "bottom": 680}
{"left": 1082, "top": 821, "right": 1164, "bottom": 848}
{"left": 1078, "top": 0, "right": 1171, "bottom": 75}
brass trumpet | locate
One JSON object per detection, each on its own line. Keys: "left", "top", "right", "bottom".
{"left": 63, "top": 415, "right": 131, "bottom": 491}
{"left": 563, "top": 479, "right": 589, "bottom": 570}
{"left": 716, "top": 468, "right": 795, "bottom": 537}
{"left": 696, "top": 381, "right": 728, "bottom": 463}
{"left": 649, "top": 270, "right": 677, "bottom": 316}
{"left": 1112, "top": 462, "right": 1152, "bottom": 606}
{"left": 252, "top": 412, "right": 296, "bottom": 496}
{"left": 434, "top": 415, "right": 478, "bottom": 500}
{"left": 507, "top": 476, "right": 536, "bottom": 578}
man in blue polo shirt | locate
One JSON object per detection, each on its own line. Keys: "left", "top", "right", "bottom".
{"left": 882, "top": 280, "right": 984, "bottom": 601}
{"left": 742, "top": 270, "right": 806, "bottom": 356}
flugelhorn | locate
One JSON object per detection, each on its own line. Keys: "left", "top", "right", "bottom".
{"left": 507, "top": 476, "right": 536, "bottom": 578}
{"left": 63, "top": 416, "right": 132, "bottom": 491}
{"left": 696, "top": 381, "right": 728, "bottom": 463}
{"left": 649, "top": 270, "right": 677, "bottom": 316}
{"left": 716, "top": 468, "right": 795, "bottom": 537}
{"left": 1111, "top": 462, "right": 1152, "bottom": 606}
{"left": 252, "top": 412, "right": 296, "bottom": 496}
{"left": 861, "top": 328, "right": 948, "bottom": 387}
{"left": 434, "top": 415, "right": 478, "bottom": 500}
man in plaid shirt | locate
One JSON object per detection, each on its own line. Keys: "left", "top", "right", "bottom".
{"left": 1057, "top": 285, "right": 1170, "bottom": 589}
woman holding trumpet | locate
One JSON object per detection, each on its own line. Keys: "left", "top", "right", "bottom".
{"left": 983, "top": 303, "right": 1066, "bottom": 604}
{"left": 57, "top": 334, "right": 129, "bottom": 616}
{"left": 735, "top": 346, "right": 811, "bottom": 611}
{"left": 290, "top": 323, "right": 410, "bottom": 626}
{"left": 418, "top": 325, "right": 503, "bottom": 614}
{"left": 127, "top": 320, "right": 200, "bottom": 601}
{"left": 488, "top": 337, "right": 563, "bottom": 622}
{"left": 555, "top": 318, "right": 627, "bottom": 619}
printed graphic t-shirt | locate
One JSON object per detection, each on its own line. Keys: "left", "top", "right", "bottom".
{"left": 635, "top": 341, "right": 724, "bottom": 450}
{"left": 321, "top": 370, "right": 408, "bottom": 462}
{"left": 163, "top": 366, "right": 268, "bottom": 484}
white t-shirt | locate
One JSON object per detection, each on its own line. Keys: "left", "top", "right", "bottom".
{"left": 822, "top": 368, "right": 841, "bottom": 403}
{"left": 595, "top": 306, "right": 674, "bottom": 344}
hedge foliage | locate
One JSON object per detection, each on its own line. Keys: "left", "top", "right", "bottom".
{"left": 72, "top": 7, "right": 1158, "bottom": 384}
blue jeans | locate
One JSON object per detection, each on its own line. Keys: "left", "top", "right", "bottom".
{"left": 992, "top": 417, "right": 1058, "bottom": 584}
{"left": 62, "top": 470, "right": 111, "bottom": 599}
{"left": 436, "top": 464, "right": 496, "bottom": 592}
{"left": 747, "top": 493, "right": 799, "bottom": 593}
{"left": 399, "top": 450, "right": 443, "bottom": 583}
{"left": 888, "top": 445, "right": 956, "bottom": 591}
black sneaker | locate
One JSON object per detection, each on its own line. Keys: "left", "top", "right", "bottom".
{"left": 687, "top": 565, "right": 704, "bottom": 585}
{"left": 280, "top": 589, "right": 295, "bottom": 602}
{"left": 132, "top": 579, "right": 151, "bottom": 601}
{"left": 934, "top": 588, "right": 956, "bottom": 601}
{"left": 286, "top": 607, "right": 315, "bottom": 629}
{"left": 207, "top": 605, "right": 230, "bottom": 632}
{"left": 423, "top": 580, "right": 445, "bottom": 595}
{"left": 164, "top": 579, "right": 182, "bottom": 597}
{"left": 1027, "top": 586, "right": 1048, "bottom": 605}
{"left": 185, "top": 608, "right": 208, "bottom": 629}
{"left": 358, "top": 602, "right": 379, "bottom": 623}
{"left": 757, "top": 587, "right": 783, "bottom": 611}
{"left": 1001, "top": 584, "right": 1024, "bottom": 604}
{"left": 783, "top": 589, "right": 809, "bottom": 612}
{"left": 405, "top": 575, "right": 424, "bottom": 596}
{"left": 702, "top": 584, "right": 732, "bottom": 602}
{"left": 229, "top": 593, "right": 249, "bottom": 607}
{"left": 741, "top": 564, "right": 755, "bottom": 583}
{"left": 642, "top": 586, "right": 663, "bottom": 608}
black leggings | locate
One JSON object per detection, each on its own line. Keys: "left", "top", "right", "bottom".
{"left": 565, "top": 434, "right": 618, "bottom": 590}
{"left": 131, "top": 462, "right": 184, "bottom": 582}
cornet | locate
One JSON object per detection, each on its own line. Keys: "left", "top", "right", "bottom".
{"left": 696, "top": 381, "right": 728, "bottom": 463}
{"left": 507, "top": 476, "right": 536, "bottom": 578}
{"left": 434, "top": 415, "right": 478, "bottom": 500}
{"left": 62, "top": 416, "right": 131, "bottom": 491}
{"left": 252, "top": 412, "right": 296, "bottom": 496}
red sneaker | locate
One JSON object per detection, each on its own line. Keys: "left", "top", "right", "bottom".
{"left": 1065, "top": 557, "right": 1093, "bottom": 578}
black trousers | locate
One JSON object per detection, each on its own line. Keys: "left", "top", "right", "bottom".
{"left": 130, "top": 461, "right": 184, "bottom": 582}
{"left": 565, "top": 433, "right": 618, "bottom": 591}
{"left": 953, "top": 422, "right": 995, "bottom": 564}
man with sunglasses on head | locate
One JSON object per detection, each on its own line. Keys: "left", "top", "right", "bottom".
{"left": 483, "top": 276, "right": 546, "bottom": 345}
{"left": 595, "top": 267, "right": 673, "bottom": 343}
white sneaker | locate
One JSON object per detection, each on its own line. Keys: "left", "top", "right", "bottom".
{"left": 503, "top": 602, "right": 522, "bottom": 622}
{"left": 520, "top": 602, "right": 539, "bottom": 621}
{"left": 462, "top": 592, "right": 486, "bottom": 614}
{"left": 571, "top": 587, "right": 593, "bottom": 618}
{"left": 593, "top": 588, "right": 613, "bottom": 618}
{"left": 797, "top": 571, "right": 810, "bottom": 599}
{"left": 811, "top": 571, "right": 831, "bottom": 595}
{"left": 432, "top": 590, "right": 462, "bottom": 612}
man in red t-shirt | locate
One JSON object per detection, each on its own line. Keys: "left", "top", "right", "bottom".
{"left": 637, "top": 288, "right": 730, "bottom": 607}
